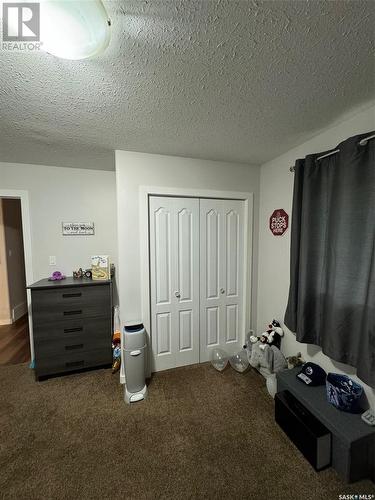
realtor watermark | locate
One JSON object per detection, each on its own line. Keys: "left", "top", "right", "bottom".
{"left": 1, "top": 2, "right": 42, "bottom": 52}
{"left": 338, "top": 495, "right": 375, "bottom": 500}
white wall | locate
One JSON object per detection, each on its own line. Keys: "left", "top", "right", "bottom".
{"left": 0, "top": 162, "right": 118, "bottom": 283}
{"left": 2, "top": 198, "right": 27, "bottom": 320}
{"left": 116, "top": 151, "right": 260, "bottom": 334}
{"left": 257, "top": 103, "right": 375, "bottom": 408}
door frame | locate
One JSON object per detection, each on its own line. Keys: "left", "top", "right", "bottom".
{"left": 140, "top": 186, "right": 254, "bottom": 373}
{"left": 0, "top": 189, "right": 34, "bottom": 361}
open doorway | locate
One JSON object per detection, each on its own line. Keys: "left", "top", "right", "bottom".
{"left": 0, "top": 198, "right": 30, "bottom": 364}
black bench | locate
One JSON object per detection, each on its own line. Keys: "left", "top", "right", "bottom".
{"left": 276, "top": 367, "right": 375, "bottom": 483}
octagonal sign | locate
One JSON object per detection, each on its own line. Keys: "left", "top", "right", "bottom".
{"left": 269, "top": 209, "right": 289, "bottom": 236}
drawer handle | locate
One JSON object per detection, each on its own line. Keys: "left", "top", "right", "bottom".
{"left": 64, "top": 327, "right": 83, "bottom": 333}
{"left": 62, "top": 292, "right": 82, "bottom": 298}
{"left": 63, "top": 310, "right": 82, "bottom": 316}
{"left": 65, "top": 360, "right": 84, "bottom": 368}
{"left": 65, "top": 343, "right": 84, "bottom": 351}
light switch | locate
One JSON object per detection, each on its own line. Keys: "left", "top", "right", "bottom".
{"left": 49, "top": 256, "right": 56, "bottom": 266}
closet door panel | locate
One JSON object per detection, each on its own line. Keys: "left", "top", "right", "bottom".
{"left": 206, "top": 209, "right": 220, "bottom": 299}
{"left": 154, "top": 207, "right": 172, "bottom": 306}
{"left": 156, "top": 312, "right": 172, "bottom": 355}
{"left": 200, "top": 199, "right": 244, "bottom": 361}
{"left": 175, "top": 199, "right": 200, "bottom": 367}
{"left": 225, "top": 209, "right": 239, "bottom": 297}
{"left": 200, "top": 200, "right": 224, "bottom": 361}
{"left": 150, "top": 197, "right": 175, "bottom": 371}
{"left": 179, "top": 310, "right": 192, "bottom": 351}
{"left": 150, "top": 196, "right": 199, "bottom": 371}
{"left": 222, "top": 200, "right": 244, "bottom": 349}
{"left": 177, "top": 208, "right": 193, "bottom": 302}
{"left": 225, "top": 304, "right": 238, "bottom": 343}
{"left": 206, "top": 306, "right": 220, "bottom": 346}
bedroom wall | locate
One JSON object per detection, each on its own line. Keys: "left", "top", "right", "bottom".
{"left": 115, "top": 150, "right": 260, "bottom": 336}
{"left": 0, "top": 162, "right": 118, "bottom": 284}
{"left": 257, "top": 102, "right": 375, "bottom": 408}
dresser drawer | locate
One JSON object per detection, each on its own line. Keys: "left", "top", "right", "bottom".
{"left": 31, "top": 285, "right": 111, "bottom": 323}
{"left": 34, "top": 317, "right": 111, "bottom": 356}
{"left": 35, "top": 348, "right": 112, "bottom": 377}
{"left": 33, "top": 315, "right": 111, "bottom": 341}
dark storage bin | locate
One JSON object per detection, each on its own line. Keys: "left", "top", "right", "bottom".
{"left": 275, "top": 390, "right": 331, "bottom": 471}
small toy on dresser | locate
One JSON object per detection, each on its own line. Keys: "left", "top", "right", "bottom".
{"left": 249, "top": 319, "right": 284, "bottom": 350}
{"left": 286, "top": 352, "right": 304, "bottom": 369}
{"left": 73, "top": 267, "right": 92, "bottom": 279}
{"left": 48, "top": 271, "right": 65, "bottom": 281}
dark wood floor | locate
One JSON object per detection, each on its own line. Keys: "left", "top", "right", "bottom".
{"left": 0, "top": 315, "right": 30, "bottom": 365}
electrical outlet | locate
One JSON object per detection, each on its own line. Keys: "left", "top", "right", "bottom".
{"left": 49, "top": 256, "right": 56, "bottom": 266}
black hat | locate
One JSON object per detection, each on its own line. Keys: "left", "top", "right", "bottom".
{"left": 297, "top": 362, "right": 327, "bottom": 386}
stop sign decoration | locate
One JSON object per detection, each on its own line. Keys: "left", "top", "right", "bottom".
{"left": 269, "top": 209, "right": 289, "bottom": 236}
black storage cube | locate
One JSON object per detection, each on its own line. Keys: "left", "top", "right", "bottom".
{"left": 275, "top": 390, "right": 331, "bottom": 471}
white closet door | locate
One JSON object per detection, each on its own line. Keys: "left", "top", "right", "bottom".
{"left": 200, "top": 199, "right": 244, "bottom": 362}
{"left": 149, "top": 197, "right": 199, "bottom": 371}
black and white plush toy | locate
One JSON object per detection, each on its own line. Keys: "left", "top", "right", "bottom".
{"left": 250, "top": 319, "right": 284, "bottom": 350}
{"left": 266, "top": 319, "right": 284, "bottom": 349}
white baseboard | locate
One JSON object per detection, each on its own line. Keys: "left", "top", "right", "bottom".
{"left": 12, "top": 301, "right": 28, "bottom": 322}
{"left": 0, "top": 317, "right": 12, "bottom": 326}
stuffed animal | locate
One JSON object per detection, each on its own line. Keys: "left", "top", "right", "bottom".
{"left": 112, "top": 305, "right": 121, "bottom": 374}
{"left": 112, "top": 332, "right": 121, "bottom": 374}
{"left": 286, "top": 352, "right": 304, "bottom": 369}
{"left": 249, "top": 341, "right": 287, "bottom": 378}
{"left": 249, "top": 319, "right": 284, "bottom": 350}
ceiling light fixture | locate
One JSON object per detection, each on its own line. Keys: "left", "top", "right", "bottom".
{"left": 40, "top": 0, "right": 111, "bottom": 60}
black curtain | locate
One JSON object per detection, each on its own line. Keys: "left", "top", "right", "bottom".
{"left": 285, "top": 132, "right": 375, "bottom": 387}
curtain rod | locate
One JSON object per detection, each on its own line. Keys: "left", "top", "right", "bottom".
{"left": 289, "top": 133, "right": 375, "bottom": 172}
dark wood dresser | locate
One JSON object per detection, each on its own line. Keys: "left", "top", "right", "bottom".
{"left": 28, "top": 277, "right": 112, "bottom": 380}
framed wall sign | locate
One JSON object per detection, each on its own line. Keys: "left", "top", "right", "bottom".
{"left": 62, "top": 222, "right": 95, "bottom": 235}
{"left": 269, "top": 209, "right": 288, "bottom": 236}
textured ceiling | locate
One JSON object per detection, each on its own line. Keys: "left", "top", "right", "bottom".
{"left": 0, "top": 0, "right": 374, "bottom": 170}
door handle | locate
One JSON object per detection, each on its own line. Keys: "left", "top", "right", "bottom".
{"left": 220, "top": 288, "right": 225, "bottom": 294}
{"left": 174, "top": 291, "right": 181, "bottom": 298}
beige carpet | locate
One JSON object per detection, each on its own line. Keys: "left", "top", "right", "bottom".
{"left": 0, "top": 362, "right": 374, "bottom": 500}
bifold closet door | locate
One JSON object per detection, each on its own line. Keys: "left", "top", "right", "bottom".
{"left": 200, "top": 199, "right": 244, "bottom": 362}
{"left": 149, "top": 197, "right": 200, "bottom": 371}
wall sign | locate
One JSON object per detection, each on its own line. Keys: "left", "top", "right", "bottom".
{"left": 269, "top": 209, "right": 288, "bottom": 236}
{"left": 62, "top": 222, "right": 95, "bottom": 235}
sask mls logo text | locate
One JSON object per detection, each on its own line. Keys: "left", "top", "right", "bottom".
{"left": 2, "top": 2, "right": 41, "bottom": 51}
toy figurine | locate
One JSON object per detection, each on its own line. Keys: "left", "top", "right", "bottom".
{"left": 112, "top": 306, "right": 121, "bottom": 374}
{"left": 73, "top": 267, "right": 84, "bottom": 279}
{"left": 250, "top": 319, "right": 284, "bottom": 350}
